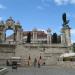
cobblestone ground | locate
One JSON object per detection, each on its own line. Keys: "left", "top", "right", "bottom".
{"left": 4, "top": 66, "right": 75, "bottom": 75}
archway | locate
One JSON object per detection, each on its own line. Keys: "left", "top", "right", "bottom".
{"left": 0, "top": 17, "right": 22, "bottom": 43}
{"left": 5, "top": 29, "right": 14, "bottom": 42}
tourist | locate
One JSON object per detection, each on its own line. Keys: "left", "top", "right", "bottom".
{"left": 12, "top": 61, "right": 17, "bottom": 71}
{"left": 34, "top": 58, "right": 37, "bottom": 67}
{"left": 28, "top": 55, "right": 31, "bottom": 66}
{"left": 38, "top": 60, "right": 40, "bottom": 68}
{"left": 28, "top": 60, "right": 30, "bottom": 66}
{"left": 39, "top": 55, "right": 42, "bottom": 65}
{"left": 6, "top": 60, "right": 9, "bottom": 66}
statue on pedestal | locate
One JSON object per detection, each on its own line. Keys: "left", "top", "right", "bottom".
{"left": 62, "top": 13, "right": 69, "bottom": 26}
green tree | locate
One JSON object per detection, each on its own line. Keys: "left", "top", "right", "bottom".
{"left": 57, "top": 35, "right": 61, "bottom": 43}
{"left": 52, "top": 33, "right": 57, "bottom": 44}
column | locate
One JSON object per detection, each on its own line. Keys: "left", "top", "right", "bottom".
{"left": 61, "top": 33, "right": 64, "bottom": 44}
{"left": 65, "top": 28, "right": 71, "bottom": 46}
{"left": 16, "top": 29, "right": 21, "bottom": 42}
{"left": 2, "top": 31, "right": 6, "bottom": 42}
{"left": 32, "top": 28, "right": 37, "bottom": 43}
{"left": 20, "top": 29, "right": 23, "bottom": 41}
{"left": 47, "top": 28, "right": 51, "bottom": 44}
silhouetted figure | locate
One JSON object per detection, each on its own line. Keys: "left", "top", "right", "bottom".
{"left": 6, "top": 60, "right": 9, "bottom": 66}
{"left": 12, "top": 61, "right": 17, "bottom": 71}
{"left": 28, "top": 55, "right": 31, "bottom": 66}
{"left": 62, "top": 13, "right": 66, "bottom": 23}
{"left": 28, "top": 55, "right": 31, "bottom": 60}
{"left": 34, "top": 58, "right": 37, "bottom": 67}
{"left": 62, "top": 13, "right": 69, "bottom": 26}
{"left": 28, "top": 60, "right": 30, "bottom": 66}
{"left": 40, "top": 56, "right": 42, "bottom": 60}
{"left": 38, "top": 61, "right": 40, "bottom": 68}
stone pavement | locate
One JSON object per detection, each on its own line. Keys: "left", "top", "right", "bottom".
{"left": 4, "top": 66, "right": 75, "bottom": 75}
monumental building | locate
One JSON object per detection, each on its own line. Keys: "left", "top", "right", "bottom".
{"left": 0, "top": 13, "right": 72, "bottom": 66}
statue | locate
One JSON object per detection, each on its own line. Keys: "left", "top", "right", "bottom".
{"left": 62, "top": 13, "right": 69, "bottom": 26}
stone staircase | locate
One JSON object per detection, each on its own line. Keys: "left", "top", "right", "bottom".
{"left": 0, "top": 43, "right": 69, "bottom": 66}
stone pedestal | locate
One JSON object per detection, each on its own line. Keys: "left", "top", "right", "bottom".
{"left": 47, "top": 28, "right": 51, "bottom": 44}
{"left": 32, "top": 28, "right": 37, "bottom": 43}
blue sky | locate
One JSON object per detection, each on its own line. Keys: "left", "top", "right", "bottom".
{"left": 0, "top": 0, "right": 75, "bottom": 43}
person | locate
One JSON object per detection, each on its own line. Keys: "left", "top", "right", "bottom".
{"left": 34, "top": 58, "right": 37, "bottom": 67}
{"left": 6, "top": 60, "right": 9, "bottom": 66}
{"left": 28, "top": 60, "right": 30, "bottom": 66}
{"left": 28, "top": 55, "right": 31, "bottom": 67}
{"left": 28, "top": 55, "right": 31, "bottom": 60}
{"left": 40, "top": 56, "right": 42, "bottom": 60}
{"left": 12, "top": 61, "right": 17, "bottom": 71}
{"left": 38, "top": 61, "right": 40, "bottom": 68}
{"left": 39, "top": 56, "right": 42, "bottom": 65}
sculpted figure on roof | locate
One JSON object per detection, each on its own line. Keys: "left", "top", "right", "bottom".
{"left": 62, "top": 13, "right": 69, "bottom": 26}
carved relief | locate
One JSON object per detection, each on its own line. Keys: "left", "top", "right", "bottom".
{"left": 6, "top": 17, "right": 15, "bottom": 27}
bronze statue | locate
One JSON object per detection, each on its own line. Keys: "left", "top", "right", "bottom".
{"left": 62, "top": 13, "right": 69, "bottom": 25}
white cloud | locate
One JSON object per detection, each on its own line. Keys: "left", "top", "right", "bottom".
{"left": 54, "top": 0, "right": 75, "bottom": 5}
{"left": 54, "top": 0, "right": 69, "bottom": 5}
{"left": 40, "top": 0, "right": 75, "bottom": 6}
{"left": 70, "top": 0, "right": 75, "bottom": 4}
{"left": 0, "top": 4, "right": 6, "bottom": 9}
{"left": 37, "top": 0, "right": 51, "bottom": 10}
{"left": 54, "top": 0, "right": 62, "bottom": 5}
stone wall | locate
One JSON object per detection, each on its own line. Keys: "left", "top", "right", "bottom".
{"left": 15, "top": 44, "right": 69, "bottom": 66}
{"left": 0, "top": 43, "right": 69, "bottom": 66}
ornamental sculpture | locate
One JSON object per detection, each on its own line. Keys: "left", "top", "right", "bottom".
{"left": 62, "top": 13, "right": 69, "bottom": 26}
{"left": 0, "top": 17, "right": 23, "bottom": 43}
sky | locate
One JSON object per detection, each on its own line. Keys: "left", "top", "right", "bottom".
{"left": 0, "top": 0, "right": 75, "bottom": 43}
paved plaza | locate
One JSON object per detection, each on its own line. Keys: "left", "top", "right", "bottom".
{"left": 4, "top": 66, "right": 75, "bottom": 75}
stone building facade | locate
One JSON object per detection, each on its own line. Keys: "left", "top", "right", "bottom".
{"left": 0, "top": 13, "right": 72, "bottom": 66}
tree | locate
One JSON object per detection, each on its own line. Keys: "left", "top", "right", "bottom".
{"left": 26, "top": 32, "right": 31, "bottom": 43}
{"left": 52, "top": 33, "right": 57, "bottom": 44}
{"left": 57, "top": 35, "right": 61, "bottom": 43}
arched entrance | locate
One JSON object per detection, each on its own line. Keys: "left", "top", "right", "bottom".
{"left": 5, "top": 29, "right": 15, "bottom": 43}
{"left": 0, "top": 17, "right": 23, "bottom": 44}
